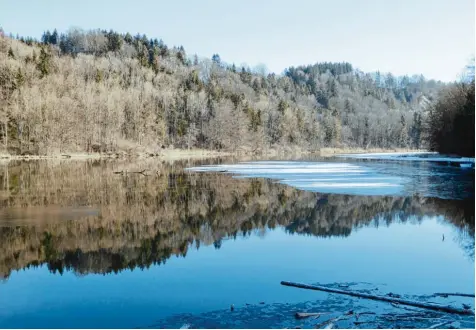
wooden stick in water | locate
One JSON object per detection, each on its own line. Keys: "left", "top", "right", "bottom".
{"left": 295, "top": 312, "right": 327, "bottom": 319}
{"left": 433, "top": 292, "right": 475, "bottom": 298}
{"left": 280, "top": 281, "right": 474, "bottom": 316}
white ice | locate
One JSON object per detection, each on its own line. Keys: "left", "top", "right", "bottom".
{"left": 186, "top": 161, "right": 406, "bottom": 196}
{"left": 338, "top": 152, "right": 475, "bottom": 164}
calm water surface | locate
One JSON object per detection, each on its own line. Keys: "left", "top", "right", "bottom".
{"left": 0, "top": 157, "right": 474, "bottom": 328}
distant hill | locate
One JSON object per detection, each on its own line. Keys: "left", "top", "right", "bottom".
{"left": 0, "top": 27, "right": 449, "bottom": 155}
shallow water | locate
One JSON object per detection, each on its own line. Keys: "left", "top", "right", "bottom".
{"left": 0, "top": 157, "right": 474, "bottom": 328}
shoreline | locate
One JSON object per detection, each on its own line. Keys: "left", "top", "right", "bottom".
{"left": 0, "top": 147, "right": 429, "bottom": 162}
{"left": 0, "top": 149, "right": 234, "bottom": 162}
{"left": 317, "top": 147, "right": 427, "bottom": 157}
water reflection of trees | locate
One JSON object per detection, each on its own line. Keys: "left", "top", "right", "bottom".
{"left": 0, "top": 160, "right": 473, "bottom": 279}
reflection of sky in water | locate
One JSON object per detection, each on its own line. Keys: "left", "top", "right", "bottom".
{"left": 0, "top": 216, "right": 473, "bottom": 329}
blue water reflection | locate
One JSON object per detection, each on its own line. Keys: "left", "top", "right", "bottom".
{"left": 0, "top": 216, "right": 473, "bottom": 328}
{"left": 0, "top": 159, "right": 473, "bottom": 328}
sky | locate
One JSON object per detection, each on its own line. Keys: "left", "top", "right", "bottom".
{"left": 0, "top": 0, "right": 474, "bottom": 82}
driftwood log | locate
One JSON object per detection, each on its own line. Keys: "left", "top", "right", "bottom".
{"left": 429, "top": 320, "right": 454, "bottom": 329}
{"left": 113, "top": 169, "right": 149, "bottom": 176}
{"left": 280, "top": 281, "right": 474, "bottom": 316}
{"left": 314, "top": 310, "right": 354, "bottom": 329}
{"left": 433, "top": 292, "right": 475, "bottom": 298}
{"left": 295, "top": 312, "right": 327, "bottom": 319}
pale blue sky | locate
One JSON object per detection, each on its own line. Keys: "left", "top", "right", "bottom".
{"left": 1, "top": 0, "right": 474, "bottom": 81}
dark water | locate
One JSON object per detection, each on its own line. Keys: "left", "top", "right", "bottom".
{"left": 0, "top": 157, "right": 474, "bottom": 328}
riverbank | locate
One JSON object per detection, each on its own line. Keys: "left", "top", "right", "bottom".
{"left": 318, "top": 147, "right": 426, "bottom": 157}
{"left": 0, "top": 147, "right": 427, "bottom": 162}
{"left": 0, "top": 149, "right": 233, "bottom": 162}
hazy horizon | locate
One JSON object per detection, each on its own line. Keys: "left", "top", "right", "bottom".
{"left": 1, "top": 0, "right": 474, "bottom": 82}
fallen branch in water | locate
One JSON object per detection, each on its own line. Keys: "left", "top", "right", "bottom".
{"left": 433, "top": 292, "right": 475, "bottom": 298}
{"left": 354, "top": 320, "right": 376, "bottom": 326}
{"left": 382, "top": 314, "right": 445, "bottom": 322}
{"left": 391, "top": 302, "right": 439, "bottom": 313}
{"left": 355, "top": 311, "right": 376, "bottom": 320}
{"left": 295, "top": 312, "right": 327, "bottom": 319}
{"left": 113, "top": 169, "right": 149, "bottom": 176}
{"left": 280, "top": 281, "right": 474, "bottom": 316}
{"left": 429, "top": 321, "right": 454, "bottom": 329}
{"left": 315, "top": 311, "right": 353, "bottom": 329}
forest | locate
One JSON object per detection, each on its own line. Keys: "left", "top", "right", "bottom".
{"left": 426, "top": 80, "right": 474, "bottom": 157}
{"left": 2, "top": 27, "right": 470, "bottom": 156}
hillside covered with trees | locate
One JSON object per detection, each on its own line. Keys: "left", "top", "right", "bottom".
{"left": 0, "top": 27, "right": 455, "bottom": 156}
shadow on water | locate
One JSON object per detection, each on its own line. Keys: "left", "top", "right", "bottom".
{"left": 0, "top": 159, "right": 473, "bottom": 328}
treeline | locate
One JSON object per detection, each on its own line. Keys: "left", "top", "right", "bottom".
{"left": 426, "top": 78, "right": 475, "bottom": 157}
{"left": 0, "top": 27, "right": 448, "bottom": 155}
{"left": 0, "top": 160, "right": 473, "bottom": 278}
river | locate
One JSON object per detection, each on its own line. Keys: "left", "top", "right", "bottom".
{"left": 0, "top": 155, "right": 474, "bottom": 328}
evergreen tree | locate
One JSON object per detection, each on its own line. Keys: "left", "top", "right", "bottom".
{"left": 399, "top": 115, "right": 408, "bottom": 147}
{"left": 375, "top": 71, "right": 382, "bottom": 86}
{"left": 106, "top": 30, "right": 122, "bottom": 52}
{"left": 252, "top": 79, "right": 260, "bottom": 93}
{"left": 51, "top": 29, "right": 58, "bottom": 45}
{"left": 37, "top": 47, "right": 52, "bottom": 78}
{"left": 176, "top": 47, "right": 186, "bottom": 65}
{"left": 240, "top": 67, "right": 252, "bottom": 84}
{"left": 160, "top": 43, "right": 168, "bottom": 57}
{"left": 16, "top": 68, "right": 25, "bottom": 87}
{"left": 327, "top": 78, "right": 337, "bottom": 97}
{"left": 277, "top": 100, "right": 288, "bottom": 114}
{"left": 260, "top": 77, "right": 268, "bottom": 90}
{"left": 344, "top": 99, "right": 351, "bottom": 112}
{"left": 411, "top": 112, "right": 422, "bottom": 149}
{"left": 137, "top": 44, "right": 149, "bottom": 67}
{"left": 363, "top": 117, "right": 370, "bottom": 147}
{"left": 316, "top": 90, "right": 329, "bottom": 108}
{"left": 42, "top": 30, "right": 51, "bottom": 44}
{"left": 211, "top": 54, "right": 221, "bottom": 65}
{"left": 124, "top": 32, "right": 133, "bottom": 44}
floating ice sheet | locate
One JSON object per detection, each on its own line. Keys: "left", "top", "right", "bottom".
{"left": 186, "top": 161, "right": 406, "bottom": 196}
{"left": 337, "top": 152, "right": 475, "bottom": 165}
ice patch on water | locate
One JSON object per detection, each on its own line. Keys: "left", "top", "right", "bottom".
{"left": 186, "top": 161, "right": 406, "bottom": 196}
{"left": 299, "top": 182, "right": 400, "bottom": 188}
{"left": 338, "top": 152, "right": 475, "bottom": 165}
{"left": 340, "top": 151, "right": 436, "bottom": 157}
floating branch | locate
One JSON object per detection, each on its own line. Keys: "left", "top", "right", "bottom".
{"left": 113, "top": 169, "right": 149, "bottom": 176}
{"left": 433, "top": 292, "right": 475, "bottom": 298}
{"left": 314, "top": 310, "right": 353, "bottom": 329}
{"left": 429, "top": 321, "right": 454, "bottom": 329}
{"left": 280, "top": 281, "right": 474, "bottom": 316}
{"left": 295, "top": 312, "right": 327, "bottom": 319}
